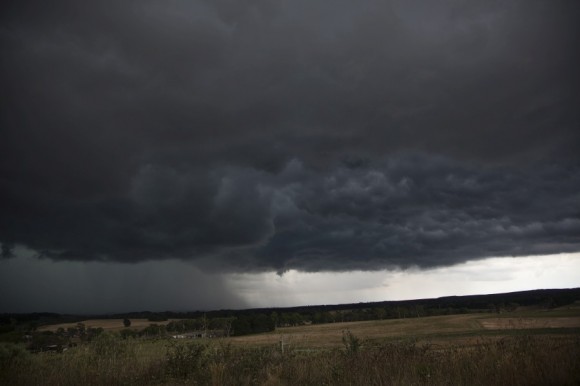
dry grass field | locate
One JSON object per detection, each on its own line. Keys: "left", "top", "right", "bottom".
{"left": 37, "top": 318, "right": 179, "bottom": 332}
{"left": 3, "top": 307, "right": 579, "bottom": 385}
{"left": 480, "top": 316, "right": 580, "bottom": 329}
{"left": 229, "top": 308, "right": 580, "bottom": 349}
{"left": 34, "top": 306, "right": 580, "bottom": 348}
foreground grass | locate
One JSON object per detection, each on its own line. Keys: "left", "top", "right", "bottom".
{"left": 2, "top": 332, "right": 580, "bottom": 385}
{"left": 3, "top": 310, "right": 580, "bottom": 385}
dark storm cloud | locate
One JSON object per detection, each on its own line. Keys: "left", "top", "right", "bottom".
{"left": 254, "top": 156, "right": 580, "bottom": 272}
{"left": 1, "top": 0, "right": 579, "bottom": 272}
{"left": 0, "top": 249, "right": 248, "bottom": 313}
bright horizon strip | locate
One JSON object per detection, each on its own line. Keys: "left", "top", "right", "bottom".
{"left": 1, "top": 248, "right": 579, "bottom": 313}
{"left": 226, "top": 252, "right": 580, "bottom": 308}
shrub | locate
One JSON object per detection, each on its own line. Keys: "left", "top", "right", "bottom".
{"left": 165, "top": 341, "right": 208, "bottom": 379}
{"left": 90, "top": 331, "right": 132, "bottom": 360}
{"left": 342, "top": 330, "right": 360, "bottom": 355}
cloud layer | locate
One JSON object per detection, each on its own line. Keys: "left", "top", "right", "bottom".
{"left": 1, "top": 0, "right": 579, "bottom": 272}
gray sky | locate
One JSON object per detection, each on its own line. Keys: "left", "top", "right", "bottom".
{"left": 1, "top": 0, "right": 579, "bottom": 313}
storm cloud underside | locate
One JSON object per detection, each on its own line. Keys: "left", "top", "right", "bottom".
{"left": 1, "top": 0, "right": 579, "bottom": 273}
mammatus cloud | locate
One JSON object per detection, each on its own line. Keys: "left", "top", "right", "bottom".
{"left": 1, "top": 0, "right": 579, "bottom": 273}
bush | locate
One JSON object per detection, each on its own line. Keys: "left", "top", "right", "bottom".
{"left": 119, "top": 328, "right": 137, "bottom": 340}
{"left": 342, "top": 330, "right": 360, "bottom": 355}
{"left": 90, "top": 331, "right": 132, "bottom": 360}
{"left": 165, "top": 342, "right": 208, "bottom": 379}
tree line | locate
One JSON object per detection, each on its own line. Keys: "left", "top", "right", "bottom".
{"left": 2, "top": 287, "right": 579, "bottom": 344}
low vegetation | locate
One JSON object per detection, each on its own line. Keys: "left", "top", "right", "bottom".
{"left": 1, "top": 329, "right": 579, "bottom": 385}
{"left": 1, "top": 288, "right": 579, "bottom": 385}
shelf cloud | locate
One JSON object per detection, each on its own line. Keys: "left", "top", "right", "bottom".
{"left": 1, "top": 0, "right": 579, "bottom": 274}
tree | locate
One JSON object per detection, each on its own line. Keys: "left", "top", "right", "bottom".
{"left": 76, "top": 323, "right": 86, "bottom": 337}
{"left": 374, "top": 307, "right": 386, "bottom": 320}
{"left": 232, "top": 317, "right": 251, "bottom": 336}
{"left": 123, "top": 318, "right": 131, "bottom": 328}
{"left": 270, "top": 311, "right": 279, "bottom": 329}
{"left": 252, "top": 314, "right": 275, "bottom": 333}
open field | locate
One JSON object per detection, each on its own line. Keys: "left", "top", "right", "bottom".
{"left": 3, "top": 308, "right": 580, "bottom": 385}
{"left": 38, "top": 318, "right": 179, "bottom": 332}
{"left": 229, "top": 308, "right": 580, "bottom": 349}
{"left": 480, "top": 316, "right": 580, "bottom": 329}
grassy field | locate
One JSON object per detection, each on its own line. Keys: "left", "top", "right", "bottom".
{"left": 2, "top": 308, "right": 580, "bottom": 385}
{"left": 230, "top": 308, "right": 580, "bottom": 349}
{"left": 38, "top": 319, "right": 179, "bottom": 332}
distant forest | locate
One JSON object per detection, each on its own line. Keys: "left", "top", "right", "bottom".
{"left": 2, "top": 288, "right": 579, "bottom": 340}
